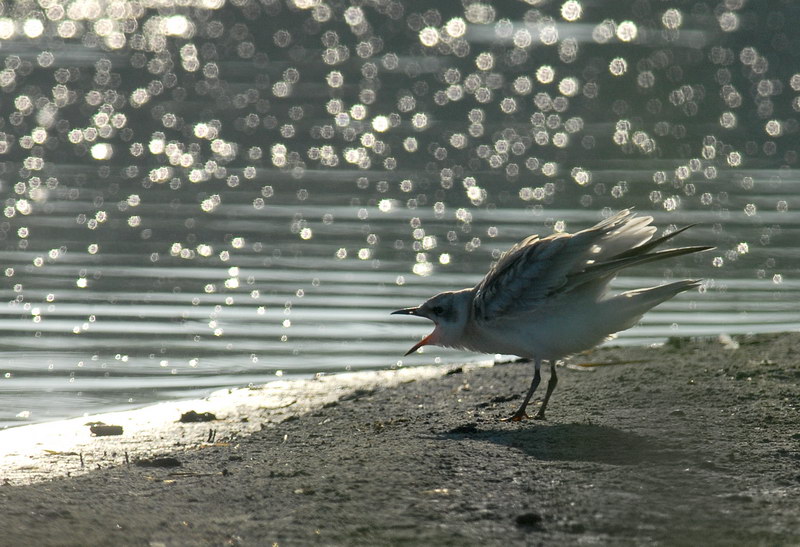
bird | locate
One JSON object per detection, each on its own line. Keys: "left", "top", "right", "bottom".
{"left": 392, "top": 209, "right": 712, "bottom": 422}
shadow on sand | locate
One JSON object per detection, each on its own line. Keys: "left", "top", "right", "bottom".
{"left": 444, "top": 422, "right": 680, "bottom": 466}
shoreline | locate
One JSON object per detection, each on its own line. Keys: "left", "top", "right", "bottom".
{"left": 1, "top": 332, "right": 798, "bottom": 545}
{"left": 0, "top": 361, "right": 474, "bottom": 485}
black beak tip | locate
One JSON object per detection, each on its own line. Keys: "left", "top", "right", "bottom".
{"left": 391, "top": 307, "right": 418, "bottom": 316}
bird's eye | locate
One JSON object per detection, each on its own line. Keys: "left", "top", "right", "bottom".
{"left": 432, "top": 306, "right": 444, "bottom": 315}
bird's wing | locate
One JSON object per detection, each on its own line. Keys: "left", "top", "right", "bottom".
{"left": 472, "top": 233, "right": 576, "bottom": 322}
{"left": 472, "top": 209, "right": 658, "bottom": 323}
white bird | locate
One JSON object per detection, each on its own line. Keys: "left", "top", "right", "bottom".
{"left": 392, "top": 209, "right": 712, "bottom": 421}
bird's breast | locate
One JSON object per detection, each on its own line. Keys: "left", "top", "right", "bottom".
{"left": 460, "top": 318, "right": 535, "bottom": 357}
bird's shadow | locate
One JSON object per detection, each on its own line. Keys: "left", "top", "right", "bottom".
{"left": 443, "top": 422, "right": 679, "bottom": 466}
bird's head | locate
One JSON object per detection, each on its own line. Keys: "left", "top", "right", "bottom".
{"left": 391, "top": 289, "right": 471, "bottom": 356}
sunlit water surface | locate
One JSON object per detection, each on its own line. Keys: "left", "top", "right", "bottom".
{"left": 1, "top": 1, "right": 798, "bottom": 427}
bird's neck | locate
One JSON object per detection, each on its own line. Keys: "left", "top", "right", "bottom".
{"left": 436, "top": 289, "right": 476, "bottom": 349}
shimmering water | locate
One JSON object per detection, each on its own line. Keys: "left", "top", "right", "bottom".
{"left": 1, "top": 1, "right": 798, "bottom": 427}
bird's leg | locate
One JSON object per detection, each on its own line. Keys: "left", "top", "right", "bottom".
{"left": 502, "top": 358, "right": 541, "bottom": 422}
{"left": 534, "top": 360, "right": 558, "bottom": 420}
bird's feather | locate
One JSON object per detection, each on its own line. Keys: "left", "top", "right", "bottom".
{"left": 565, "top": 245, "right": 713, "bottom": 287}
{"left": 472, "top": 210, "right": 708, "bottom": 323}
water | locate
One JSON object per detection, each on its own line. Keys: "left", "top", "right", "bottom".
{"left": 1, "top": 1, "right": 798, "bottom": 427}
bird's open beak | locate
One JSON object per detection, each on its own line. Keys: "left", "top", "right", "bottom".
{"left": 391, "top": 307, "right": 435, "bottom": 355}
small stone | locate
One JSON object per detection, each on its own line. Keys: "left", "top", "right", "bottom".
{"left": 179, "top": 410, "right": 217, "bottom": 423}
{"left": 135, "top": 457, "right": 181, "bottom": 468}
{"left": 515, "top": 512, "right": 543, "bottom": 529}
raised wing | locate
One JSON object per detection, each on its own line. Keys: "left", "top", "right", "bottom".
{"left": 472, "top": 210, "right": 663, "bottom": 323}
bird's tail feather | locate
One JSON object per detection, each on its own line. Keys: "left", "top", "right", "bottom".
{"left": 605, "top": 279, "right": 702, "bottom": 330}
{"left": 620, "top": 279, "right": 702, "bottom": 300}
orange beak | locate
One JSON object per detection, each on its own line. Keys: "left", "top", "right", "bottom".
{"left": 403, "top": 332, "right": 436, "bottom": 356}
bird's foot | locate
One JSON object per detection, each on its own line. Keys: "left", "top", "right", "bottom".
{"left": 533, "top": 411, "right": 546, "bottom": 421}
{"left": 501, "top": 411, "right": 531, "bottom": 422}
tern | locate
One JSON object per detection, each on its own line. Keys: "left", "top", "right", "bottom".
{"left": 392, "top": 209, "right": 711, "bottom": 421}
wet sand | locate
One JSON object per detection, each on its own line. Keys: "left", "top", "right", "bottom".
{"left": 1, "top": 332, "right": 798, "bottom": 546}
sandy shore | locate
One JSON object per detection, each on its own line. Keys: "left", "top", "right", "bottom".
{"left": 1, "top": 332, "right": 798, "bottom": 546}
